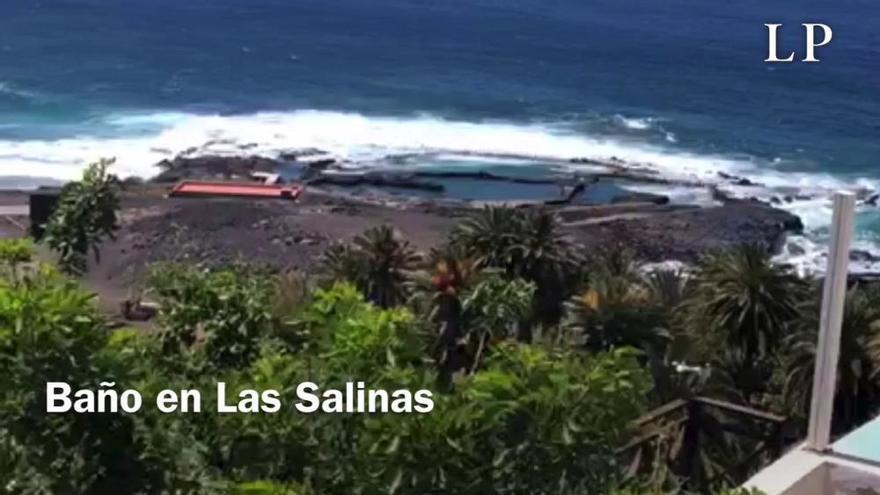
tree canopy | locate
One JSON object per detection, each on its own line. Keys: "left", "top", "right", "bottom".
{"left": 3, "top": 201, "right": 849, "bottom": 495}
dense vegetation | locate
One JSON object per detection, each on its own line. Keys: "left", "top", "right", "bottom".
{"left": 12, "top": 162, "right": 880, "bottom": 493}
{"left": 1, "top": 256, "right": 649, "bottom": 494}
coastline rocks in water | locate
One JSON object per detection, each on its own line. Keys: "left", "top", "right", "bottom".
{"left": 299, "top": 158, "right": 337, "bottom": 180}
{"left": 717, "top": 171, "right": 758, "bottom": 187}
{"left": 850, "top": 249, "right": 880, "bottom": 263}
{"left": 786, "top": 242, "right": 806, "bottom": 256}
{"left": 610, "top": 191, "right": 669, "bottom": 205}
{"left": 152, "top": 155, "right": 281, "bottom": 182}
{"left": 568, "top": 200, "right": 804, "bottom": 263}
{"left": 570, "top": 157, "right": 605, "bottom": 166}
{"left": 309, "top": 171, "right": 444, "bottom": 192}
{"left": 278, "top": 148, "right": 337, "bottom": 180}
{"left": 414, "top": 170, "right": 564, "bottom": 185}
{"left": 278, "top": 148, "right": 329, "bottom": 161}
{"left": 709, "top": 186, "right": 732, "bottom": 202}
{"left": 545, "top": 182, "right": 588, "bottom": 206}
{"left": 779, "top": 194, "right": 811, "bottom": 204}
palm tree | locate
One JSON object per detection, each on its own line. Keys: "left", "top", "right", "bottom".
{"left": 515, "top": 208, "right": 582, "bottom": 327}
{"left": 784, "top": 284, "right": 880, "bottom": 432}
{"left": 318, "top": 225, "right": 419, "bottom": 308}
{"left": 682, "top": 244, "right": 807, "bottom": 366}
{"left": 592, "top": 244, "right": 642, "bottom": 283}
{"left": 320, "top": 242, "right": 367, "bottom": 283}
{"left": 449, "top": 205, "right": 522, "bottom": 270}
{"left": 409, "top": 249, "right": 479, "bottom": 387}
{"left": 641, "top": 267, "right": 712, "bottom": 404}
{"left": 704, "top": 346, "right": 781, "bottom": 410}
{"left": 563, "top": 270, "right": 670, "bottom": 356}
{"left": 354, "top": 225, "right": 420, "bottom": 308}
{"left": 450, "top": 206, "right": 581, "bottom": 331}
{"left": 644, "top": 268, "right": 689, "bottom": 311}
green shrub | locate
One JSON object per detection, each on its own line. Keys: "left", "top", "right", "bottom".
{"left": 148, "top": 263, "right": 278, "bottom": 370}
{"left": 42, "top": 159, "right": 120, "bottom": 275}
{"left": 0, "top": 266, "right": 151, "bottom": 493}
{"left": 3, "top": 245, "right": 784, "bottom": 494}
{"left": 0, "top": 238, "right": 33, "bottom": 266}
{"left": 297, "top": 282, "right": 425, "bottom": 374}
{"left": 349, "top": 343, "right": 648, "bottom": 495}
{"left": 209, "top": 283, "right": 649, "bottom": 495}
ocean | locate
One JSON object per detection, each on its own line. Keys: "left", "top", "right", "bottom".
{"left": 1, "top": 0, "right": 878, "bottom": 273}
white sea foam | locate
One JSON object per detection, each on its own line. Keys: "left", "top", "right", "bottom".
{"left": 0, "top": 108, "right": 876, "bottom": 273}
{"left": 0, "top": 109, "right": 761, "bottom": 182}
{"left": 614, "top": 115, "right": 654, "bottom": 131}
{"left": 772, "top": 195, "right": 880, "bottom": 276}
{"left": 777, "top": 234, "right": 880, "bottom": 278}
{"left": 622, "top": 183, "right": 720, "bottom": 207}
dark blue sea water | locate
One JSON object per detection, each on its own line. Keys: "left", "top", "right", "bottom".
{"left": 1, "top": 0, "right": 879, "bottom": 271}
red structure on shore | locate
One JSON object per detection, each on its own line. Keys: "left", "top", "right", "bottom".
{"left": 169, "top": 181, "right": 304, "bottom": 200}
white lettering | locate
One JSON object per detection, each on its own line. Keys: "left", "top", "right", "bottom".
{"left": 46, "top": 382, "right": 71, "bottom": 413}
{"left": 216, "top": 382, "right": 237, "bottom": 413}
{"left": 120, "top": 390, "right": 142, "bottom": 413}
{"left": 295, "top": 382, "right": 320, "bottom": 413}
{"left": 414, "top": 390, "right": 434, "bottom": 413}
{"left": 803, "top": 23, "right": 832, "bottom": 62}
{"left": 157, "top": 389, "right": 178, "bottom": 413}
{"left": 765, "top": 24, "right": 795, "bottom": 62}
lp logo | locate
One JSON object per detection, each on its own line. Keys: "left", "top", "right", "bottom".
{"left": 765, "top": 23, "right": 833, "bottom": 63}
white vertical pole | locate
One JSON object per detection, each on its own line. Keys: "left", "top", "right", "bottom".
{"left": 806, "top": 191, "right": 856, "bottom": 451}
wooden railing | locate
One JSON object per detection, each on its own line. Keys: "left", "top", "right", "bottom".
{"left": 617, "top": 397, "right": 788, "bottom": 492}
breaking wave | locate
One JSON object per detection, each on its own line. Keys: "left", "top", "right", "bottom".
{"left": 0, "top": 109, "right": 770, "bottom": 181}
{"left": 0, "top": 108, "right": 876, "bottom": 274}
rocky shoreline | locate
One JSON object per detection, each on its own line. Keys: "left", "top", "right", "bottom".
{"left": 109, "top": 153, "right": 806, "bottom": 271}
{"left": 2, "top": 151, "right": 815, "bottom": 305}
{"left": 101, "top": 184, "right": 800, "bottom": 287}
